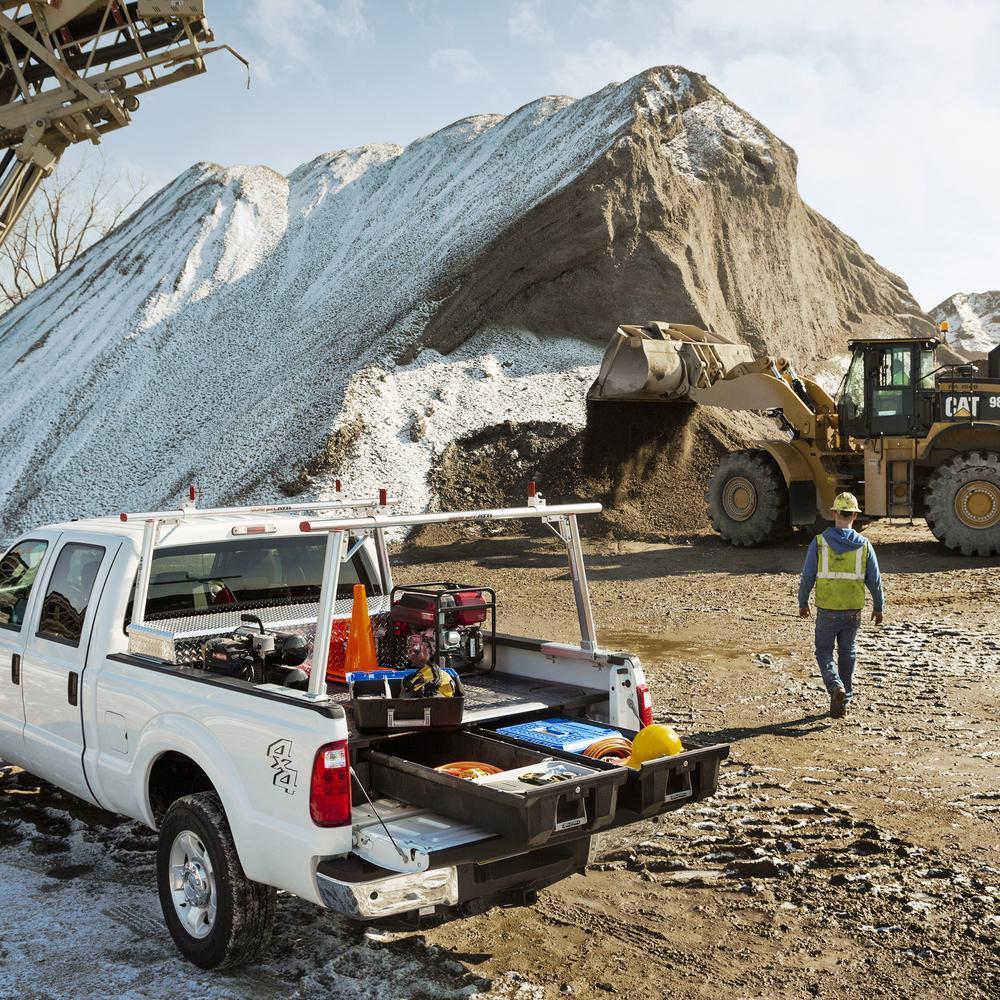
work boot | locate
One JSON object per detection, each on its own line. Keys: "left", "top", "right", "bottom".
{"left": 830, "top": 688, "right": 846, "bottom": 718}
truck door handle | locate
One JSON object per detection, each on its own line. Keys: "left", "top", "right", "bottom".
{"left": 67, "top": 671, "right": 79, "bottom": 706}
{"left": 11, "top": 653, "right": 19, "bottom": 685}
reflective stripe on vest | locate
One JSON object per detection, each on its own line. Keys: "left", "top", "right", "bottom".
{"left": 815, "top": 534, "right": 868, "bottom": 610}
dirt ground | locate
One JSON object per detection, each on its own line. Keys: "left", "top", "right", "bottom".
{"left": 1, "top": 520, "right": 997, "bottom": 999}
{"left": 398, "top": 519, "right": 1000, "bottom": 999}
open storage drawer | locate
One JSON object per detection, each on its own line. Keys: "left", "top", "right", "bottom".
{"left": 480, "top": 718, "right": 730, "bottom": 821}
{"left": 362, "top": 730, "right": 628, "bottom": 848}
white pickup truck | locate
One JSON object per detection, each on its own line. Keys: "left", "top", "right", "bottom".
{"left": 0, "top": 492, "right": 728, "bottom": 969}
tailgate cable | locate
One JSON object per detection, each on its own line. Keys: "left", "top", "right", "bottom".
{"left": 350, "top": 766, "right": 410, "bottom": 866}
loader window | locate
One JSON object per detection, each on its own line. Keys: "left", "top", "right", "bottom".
{"left": 878, "top": 346, "right": 912, "bottom": 388}
{"left": 839, "top": 352, "right": 867, "bottom": 437}
{"left": 872, "top": 345, "right": 913, "bottom": 420}
{"left": 919, "top": 348, "right": 937, "bottom": 385}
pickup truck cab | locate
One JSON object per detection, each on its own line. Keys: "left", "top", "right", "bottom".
{"left": 0, "top": 493, "right": 728, "bottom": 969}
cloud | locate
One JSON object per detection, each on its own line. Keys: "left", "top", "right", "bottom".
{"left": 548, "top": 38, "right": 664, "bottom": 96}
{"left": 248, "top": 0, "right": 370, "bottom": 80}
{"left": 330, "top": 0, "right": 370, "bottom": 43}
{"left": 508, "top": 1, "right": 552, "bottom": 43}
{"left": 429, "top": 47, "right": 491, "bottom": 84}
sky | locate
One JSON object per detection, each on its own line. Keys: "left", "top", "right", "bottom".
{"left": 74, "top": 0, "right": 999, "bottom": 311}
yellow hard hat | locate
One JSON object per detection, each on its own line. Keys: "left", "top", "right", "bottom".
{"left": 626, "top": 724, "right": 683, "bottom": 768}
{"left": 832, "top": 492, "right": 861, "bottom": 514}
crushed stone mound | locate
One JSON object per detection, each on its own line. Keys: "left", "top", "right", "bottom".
{"left": 429, "top": 405, "right": 773, "bottom": 541}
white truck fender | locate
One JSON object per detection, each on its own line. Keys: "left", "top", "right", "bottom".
{"left": 132, "top": 714, "right": 263, "bottom": 878}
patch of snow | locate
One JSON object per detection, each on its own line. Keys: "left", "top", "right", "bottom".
{"left": 314, "top": 329, "right": 601, "bottom": 513}
{"left": 930, "top": 290, "right": 1000, "bottom": 355}
{"left": 636, "top": 67, "right": 692, "bottom": 114}
{"left": 663, "top": 98, "right": 772, "bottom": 181}
{"left": 811, "top": 352, "right": 851, "bottom": 396}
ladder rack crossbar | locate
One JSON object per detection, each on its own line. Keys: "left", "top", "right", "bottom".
{"left": 121, "top": 498, "right": 382, "bottom": 523}
{"left": 299, "top": 503, "right": 603, "bottom": 533}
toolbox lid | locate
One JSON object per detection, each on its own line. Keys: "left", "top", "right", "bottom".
{"left": 347, "top": 668, "right": 460, "bottom": 682}
{"left": 497, "top": 717, "right": 623, "bottom": 754}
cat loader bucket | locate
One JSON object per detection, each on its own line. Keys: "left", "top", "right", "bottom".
{"left": 587, "top": 322, "right": 756, "bottom": 402}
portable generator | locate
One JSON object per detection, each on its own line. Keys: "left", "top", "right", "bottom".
{"left": 390, "top": 582, "right": 496, "bottom": 673}
{"left": 200, "top": 614, "right": 310, "bottom": 689}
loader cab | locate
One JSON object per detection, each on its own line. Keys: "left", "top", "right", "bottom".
{"left": 837, "top": 338, "right": 938, "bottom": 441}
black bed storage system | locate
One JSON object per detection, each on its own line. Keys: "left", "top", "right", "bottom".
{"left": 479, "top": 719, "right": 730, "bottom": 821}
{"left": 348, "top": 670, "right": 466, "bottom": 731}
{"left": 362, "top": 730, "right": 628, "bottom": 847}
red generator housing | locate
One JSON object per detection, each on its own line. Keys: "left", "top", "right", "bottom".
{"left": 390, "top": 582, "right": 496, "bottom": 672}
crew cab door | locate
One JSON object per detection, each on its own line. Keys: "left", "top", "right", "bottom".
{"left": 0, "top": 535, "right": 55, "bottom": 767}
{"left": 21, "top": 534, "right": 120, "bottom": 801}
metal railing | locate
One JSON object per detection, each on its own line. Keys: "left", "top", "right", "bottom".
{"left": 127, "top": 496, "right": 381, "bottom": 630}
{"left": 300, "top": 497, "right": 604, "bottom": 698}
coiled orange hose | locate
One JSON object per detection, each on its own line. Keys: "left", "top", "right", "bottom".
{"left": 581, "top": 736, "right": 633, "bottom": 763}
{"left": 435, "top": 761, "right": 504, "bottom": 780}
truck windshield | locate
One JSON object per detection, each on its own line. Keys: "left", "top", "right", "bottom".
{"left": 125, "top": 534, "right": 377, "bottom": 623}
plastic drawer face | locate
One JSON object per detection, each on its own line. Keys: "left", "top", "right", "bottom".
{"left": 349, "top": 671, "right": 465, "bottom": 731}
{"left": 481, "top": 720, "right": 730, "bottom": 821}
{"left": 361, "top": 730, "right": 628, "bottom": 848}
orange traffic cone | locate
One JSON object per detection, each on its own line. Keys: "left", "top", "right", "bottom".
{"left": 342, "top": 583, "right": 378, "bottom": 678}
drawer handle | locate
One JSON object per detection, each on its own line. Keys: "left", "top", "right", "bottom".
{"left": 555, "top": 802, "right": 588, "bottom": 832}
{"left": 386, "top": 707, "right": 432, "bottom": 728}
{"left": 663, "top": 770, "right": 693, "bottom": 803}
{"left": 11, "top": 653, "right": 19, "bottom": 685}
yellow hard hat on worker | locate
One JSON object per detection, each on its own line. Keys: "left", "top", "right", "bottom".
{"left": 832, "top": 492, "right": 861, "bottom": 514}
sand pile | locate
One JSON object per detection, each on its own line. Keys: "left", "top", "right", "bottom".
{"left": 432, "top": 403, "right": 773, "bottom": 539}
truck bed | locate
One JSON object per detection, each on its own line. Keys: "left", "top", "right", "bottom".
{"left": 336, "top": 669, "right": 604, "bottom": 745}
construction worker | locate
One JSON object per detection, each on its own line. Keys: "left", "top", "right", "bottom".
{"left": 798, "top": 493, "right": 884, "bottom": 718}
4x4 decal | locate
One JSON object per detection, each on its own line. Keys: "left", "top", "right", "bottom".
{"left": 267, "top": 738, "right": 298, "bottom": 794}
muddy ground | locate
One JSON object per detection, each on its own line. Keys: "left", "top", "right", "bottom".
{"left": 1, "top": 520, "right": 997, "bottom": 998}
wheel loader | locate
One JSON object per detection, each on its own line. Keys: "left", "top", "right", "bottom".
{"left": 587, "top": 322, "right": 1000, "bottom": 556}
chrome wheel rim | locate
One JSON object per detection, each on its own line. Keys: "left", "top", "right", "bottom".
{"left": 954, "top": 480, "right": 1000, "bottom": 529}
{"left": 168, "top": 829, "right": 217, "bottom": 939}
{"left": 722, "top": 476, "right": 757, "bottom": 521}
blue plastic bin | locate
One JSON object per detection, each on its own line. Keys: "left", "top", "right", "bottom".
{"left": 496, "top": 717, "right": 623, "bottom": 754}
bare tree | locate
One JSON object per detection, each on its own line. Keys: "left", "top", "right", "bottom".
{"left": 0, "top": 157, "right": 146, "bottom": 310}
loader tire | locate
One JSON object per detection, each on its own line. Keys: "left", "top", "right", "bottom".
{"left": 924, "top": 451, "right": 1000, "bottom": 556}
{"left": 706, "top": 450, "right": 789, "bottom": 546}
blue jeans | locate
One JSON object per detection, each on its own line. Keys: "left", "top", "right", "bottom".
{"left": 814, "top": 608, "right": 861, "bottom": 700}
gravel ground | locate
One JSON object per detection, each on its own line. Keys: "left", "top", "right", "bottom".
{"left": 1, "top": 520, "right": 997, "bottom": 998}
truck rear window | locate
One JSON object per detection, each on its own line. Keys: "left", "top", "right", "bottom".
{"left": 125, "top": 534, "right": 376, "bottom": 623}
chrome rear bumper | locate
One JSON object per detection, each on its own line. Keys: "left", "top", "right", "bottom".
{"left": 316, "top": 864, "right": 459, "bottom": 919}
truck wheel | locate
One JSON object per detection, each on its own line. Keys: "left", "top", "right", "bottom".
{"left": 156, "top": 791, "right": 275, "bottom": 969}
{"left": 706, "top": 450, "right": 789, "bottom": 546}
{"left": 925, "top": 451, "right": 1000, "bottom": 556}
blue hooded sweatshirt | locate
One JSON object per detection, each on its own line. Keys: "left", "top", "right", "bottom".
{"left": 798, "top": 527, "right": 884, "bottom": 612}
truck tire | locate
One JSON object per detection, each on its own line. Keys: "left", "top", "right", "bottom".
{"left": 156, "top": 791, "right": 276, "bottom": 969}
{"left": 925, "top": 451, "right": 1000, "bottom": 556}
{"left": 706, "top": 450, "right": 789, "bottom": 546}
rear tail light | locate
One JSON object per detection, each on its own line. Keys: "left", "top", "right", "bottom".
{"left": 310, "top": 740, "right": 352, "bottom": 827}
{"left": 637, "top": 683, "right": 654, "bottom": 727}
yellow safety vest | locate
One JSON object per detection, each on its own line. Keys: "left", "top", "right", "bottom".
{"left": 815, "top": 534, "right": 868, "bottom": 610}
